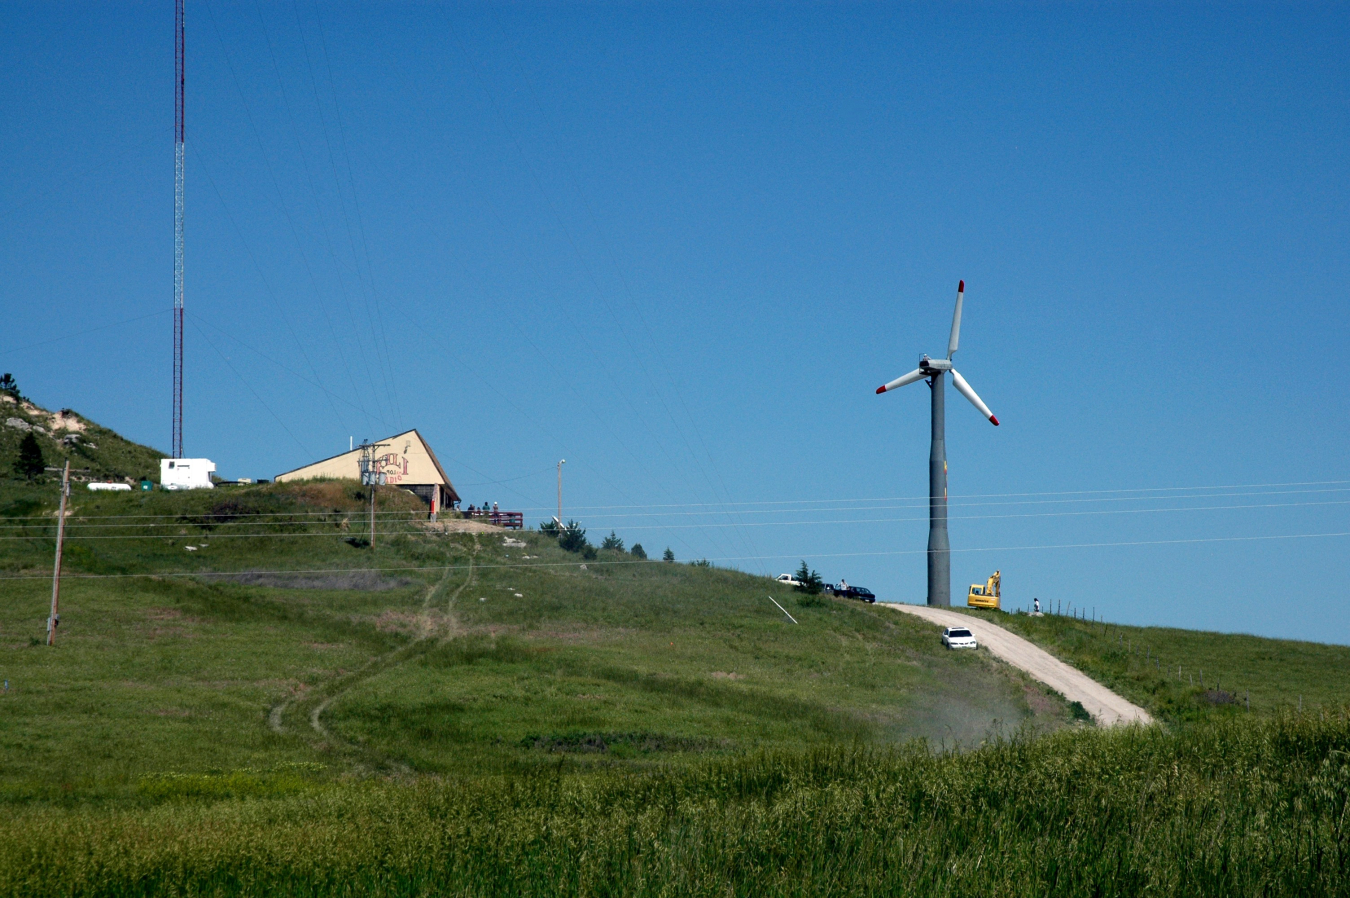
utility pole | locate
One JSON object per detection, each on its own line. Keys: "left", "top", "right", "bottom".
{"left": 48, "top": 461, "right": 70, "bottom": 646}
{"left": 556, "top": 459, "right": 565, "bottom": 527}
{"left": 357, "top": 440, "right": 387, "bottom": 548}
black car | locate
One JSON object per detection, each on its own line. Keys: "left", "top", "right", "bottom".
{"left": 837, "top": 586, "right": 876, "bottom": 604}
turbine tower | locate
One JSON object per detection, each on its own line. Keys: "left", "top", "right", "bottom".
{"left": 875, "top": 281, "right": 999, "bottom": 606}
{"left": 172, "top": 0, "right": 185, "bottom": 458}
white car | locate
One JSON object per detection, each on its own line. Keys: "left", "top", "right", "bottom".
{"left": 775, "top": 573, "right": 803, "bottom": 587}
{"left": 941, "top": 626, "right": 978, "bottom": 650}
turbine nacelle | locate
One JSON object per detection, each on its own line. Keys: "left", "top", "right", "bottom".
{"left": 875, "top": 281, "right": 1000, "bottom": 426}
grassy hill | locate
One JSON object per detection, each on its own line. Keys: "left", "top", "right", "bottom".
{"left": 0, "top": 479, "right": 1073, "bottom": 789}
{"left": 1, "top": 472, "right": 1348, "bottom": 895}
{"left": 955, "top": 607, "right": 1350, "bottom": 724}
{"left": 1, "top": 393, "right": 164, "bottom": 484}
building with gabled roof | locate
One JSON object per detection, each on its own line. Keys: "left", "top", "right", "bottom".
{"left": 274, "top": 429, "right": 459, "bottom": 515}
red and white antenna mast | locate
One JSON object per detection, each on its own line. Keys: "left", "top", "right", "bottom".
{"left": 172, "top": 0, "right": 185, "bottom": 458}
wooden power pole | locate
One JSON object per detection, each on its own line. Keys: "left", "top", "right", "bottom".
{"left": 48, "top": 460, "right": 70, "bottom": 646}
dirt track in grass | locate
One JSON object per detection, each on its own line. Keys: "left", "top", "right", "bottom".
{"left": 881, "top": 604, "right": 1154, "bottom": 726}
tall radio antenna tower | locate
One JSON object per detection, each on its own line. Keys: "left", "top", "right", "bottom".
{"left": 172, "top": 0, "right": 185, "bottom": 458}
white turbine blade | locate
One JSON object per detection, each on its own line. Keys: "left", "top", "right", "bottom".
{"left": 950, "top": 369, "right": 999, "bottom": 425}
{"left": 876, "top": 368, "right": 926, "bottom": 394}
{"left": 947, "top": 279, "right": 965, "bottom": 359}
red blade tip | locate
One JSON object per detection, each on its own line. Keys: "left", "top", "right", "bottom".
{"left": 875, "top": 385, "right": 887, "bottom": 394}
{"left": 958, "top": 280, "right": 964, "bottom": 292}
{"left": 990, "top": 415, "right": 1000, "bottom": 426}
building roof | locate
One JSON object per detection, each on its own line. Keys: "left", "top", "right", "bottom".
{"left": 274, "top": 429, "right": 458, "bottom": 502}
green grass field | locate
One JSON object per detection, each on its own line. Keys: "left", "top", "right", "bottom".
{"left": 0, "top": 479, "right": 1071, "bottom": 793}
{"left": 1, "top": 477, "right": 1348, "bottom": 895}
{"left": 2, "top": 713, "right": 1347, "bottom": 896}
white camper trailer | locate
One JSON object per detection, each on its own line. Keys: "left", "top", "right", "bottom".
{"left": 160, "top": 458, "right": 216, "bottom": 490}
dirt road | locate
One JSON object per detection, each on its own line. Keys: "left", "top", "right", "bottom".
{"left": 880, "top": 603, "right": 1154, "bottom": 726}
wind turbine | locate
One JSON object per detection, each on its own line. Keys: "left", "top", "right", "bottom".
{"left": 875, "top": 280, "right": 999, "bottom": 607}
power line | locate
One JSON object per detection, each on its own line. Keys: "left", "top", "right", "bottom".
{"left": 508, "top": 486, "right": 1350, "bottom": 519}
{"left": 507, "top": 479, "right": 1350, "bottom": 513}
{"left": 5, "top": 480, "right": 1346, "bottom": 525}
{"left": 0, "top": 310, "right": 169, "bottom": 355}
{"left": 1, "top": 528, "right": 1347, "bottom": 581}
{"left": 190, "top": 144, "right": 356, "bottom": 434}
{"left": 0, "top": 513, "right": 441, "bottom": 525}
{"left": 441, "top": 21, "right": 745, "bottom": 566}
{"left": 494, "top": 23, "right": 768, "bottom": 573}
{"left": 7, "top": 495, "right": 1347, "bottom": 534}
{"left": 190, "top": 321, "right": 313, "bottom": 456}
{"left": 304, "top": 0, "right": 405, "bottom": 431}
{"left": 568, "top": 498, "right": 1350, "bottom": 531}
{"left": 251, "top": 0, "right": 394, "bottom": 429}
{"left": 199, "top": 0, "right": 369, "bottom": 433}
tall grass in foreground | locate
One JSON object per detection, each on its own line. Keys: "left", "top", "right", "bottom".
{"left": 3, "top": 711, "right": 1348, "bottom": 897}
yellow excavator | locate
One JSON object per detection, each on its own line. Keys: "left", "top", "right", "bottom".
{"left": 966, "top": 570, "right": 1001, "bottom": 610}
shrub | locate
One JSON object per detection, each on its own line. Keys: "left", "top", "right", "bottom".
{"left": 630, "top": 543, "right": 647, "bottom": 560}
{"left": 663, "top": 548, "right": 675, "bottom": 562}
{"left": 558, "top": 520, "right": 587, "bottom": 553}
{"left": 601, "top": 531, "right": 624, "bottom": 552}
{"left": 538, "top": 519, "right": 560, "bottom": 536}
{"left": 691, "top": 559, "right": 712, "bottom": 568}
{"left": 582, "top": 545, "right": 598, "bottom": 561}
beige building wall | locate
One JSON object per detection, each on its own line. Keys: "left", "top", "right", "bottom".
{"left": 275, "top": 430, "right": 459, "bottom": 505}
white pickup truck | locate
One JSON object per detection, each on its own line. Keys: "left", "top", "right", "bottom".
{"left": 774, "top": 573, "right": 802, "bottom": 588}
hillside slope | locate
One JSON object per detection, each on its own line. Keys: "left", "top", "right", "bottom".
{"left": 0, "top": 480, "right": 1074, "bottom": 788}
{"left": 1, "top": 393, "right": 163, "bottom": 483}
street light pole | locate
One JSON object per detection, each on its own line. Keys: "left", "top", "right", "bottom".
{"left": 557, "top": 459, "right": 566, "bottom": 526}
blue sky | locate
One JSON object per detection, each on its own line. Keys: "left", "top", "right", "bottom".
{"left": 2, "top": 3, "right": 1347, "bottom": 642}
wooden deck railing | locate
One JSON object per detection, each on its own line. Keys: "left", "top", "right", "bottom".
{"left": 466, "top": 509, "right": 524, "bottom": 530}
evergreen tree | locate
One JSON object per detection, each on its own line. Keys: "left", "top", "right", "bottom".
{"left": 0, "top": 373, "right": 21, "bottom": 401}
{"left": 663, "top": 547, "right": 675, "bottom": 562}
{"left": 630, "top": 543, "right": 647, "bottom": 560}
{"left": 794, "top": 560, "right": 824, "bottom": 594}
{"left": 600, "top": 531, "right": 624, "bottom": 551}
{"left": 558, "top": 520, "right": 588, "bottom": 553}
{"left": 15, "top": 432, "right": 44, "bottom": 480}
